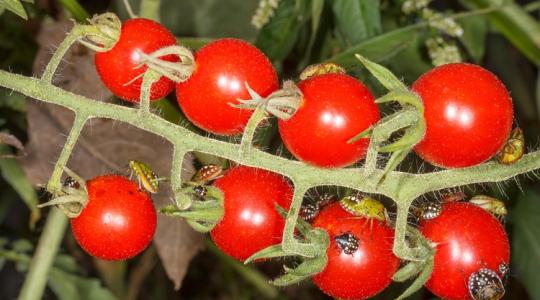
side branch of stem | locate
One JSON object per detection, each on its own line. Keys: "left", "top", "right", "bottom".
{"left": 18, "top": 114, "right": 88, "bottom": 300}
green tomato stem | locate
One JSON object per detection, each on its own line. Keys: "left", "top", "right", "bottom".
{"left": 41, "top": 26, "right": 84, "bottom": 83}
{"left": 17, "top": 209, "right": 68, "bottom": 300}
{"left": 239, "top": 108, "right": 267, "bottom": 158}
{"left": 18, "top": 113, "right": 88, "bottom": 300}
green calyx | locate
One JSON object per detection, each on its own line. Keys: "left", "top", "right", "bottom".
{"left": 352, "top": 54, "right": 426, "bottom": 184}
{"left": 38, "top": 167, "right": 88, "bottom": 218}
{"left": 77, "top": 13, "right": 122, "bottom": 52}
{"left": 160, "top": 184, "right": 224, "bottom": 233}
{"left": 134, "top": 45, "right": 195, "bottom": 83}
{"left": 233, "top": 81, "right": 303, "bottom": 120}
{"left": 243, "top": 206, "right": 330, "bottom": 286}
{"left": 392, "top": 228, "right": 436, "bottom": 299}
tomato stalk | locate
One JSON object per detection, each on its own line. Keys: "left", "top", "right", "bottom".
{"left": 18, "top": 114, "right": 88, "bottom": 300}
{"left": 2, "top": 24, "right": 540, "bottom": 298}
{"left": 41, "top": 13, "right": 121, "bottom": 83}
{"left": 353, "top": 54, "right": 426, "bottom": 185}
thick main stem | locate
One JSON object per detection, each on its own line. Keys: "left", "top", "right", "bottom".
{"left": 18, "top": 114, "right": 88, "bottom": 300}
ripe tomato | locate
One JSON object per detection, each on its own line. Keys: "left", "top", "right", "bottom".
{"left": 176, "top": 38, "right": 278, "bottom": 135}
{"left": 278, "top": 73, "right": 380, "bottom": 168}
{"left": 420, "top": 202, "right": 509, "bottom": 300}
{"left": 412, "top": 63, "right": 513, "bottom": 168}
{"left": 95, "top": 18, "right": 178, "bottom": 102}
{"left": 210, "top": 166, "right": 292, "bottom": 261}
{"left": 71, "top": 175, "right": 157, "bottom": 260}
{"left": 312, "top": 202, "right": 399, "bottom": 300}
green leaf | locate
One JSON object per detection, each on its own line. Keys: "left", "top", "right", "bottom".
{"left": 0, "top": 90, "right": 27, "bottom": 112}
{"left": 0, "top": 0, "right": 28, "bottom": 19}
{"left": 12, "top": 239, "right": 33, "bottom": 253}
{"left": 192, "top": 0, "right": 258, "bottom": 39}
{"left": 329, "top": 25, "right": 418, "bottom": 67}
{"left": 355, "top": 54, "right": 407, "bottom": 91}
{"left": 460, "top": 0, "right": 540, "bottom": 66}
{"left": 49, "top": 254, "right": 117, "bottom": 300}
{"left": 458, "top": 15, "right": 488, "bottom": 62}
{"left": 57, "top": 0, "right": 89, "bottom": 22}
{"left": 0, "top": 145, "right": 40, "bottom": 227}
{"left": 176, "top": 37, "right": 214, "bottom": 50}
{"left": 299, "top": 0, "right": 324, "bottom": 68}
{"left": 255, "top": 0, "right": 308, "bottom": 62}
{"left": 332, "top": 0, "right": 381, "bottom": 45}
{"left": 512, "top": 189, "right": 540, "bottom": 300}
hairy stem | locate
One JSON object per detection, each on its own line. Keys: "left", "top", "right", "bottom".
{"left": 393, "top": 199, "right": 421, "bottom": 262}
{"left": 18, "top": 114, "right": 88, "bottom": 300}
{"left": 17, "top": 209, "right": 68, "bottom": 300}
{"left": 170, "top": 145, "right": 190, "bottom": 209}
{"left": 139, "top": 70, "right": 160, "bottom": 115}
{"left": 281, "top": 183, "right": 322, "bottom": 257}
{"left": 41, "top": 26, "right": 83, "bottom": 83}
{"left": 238, "top": 108, "right": 267, "bottom": 158}
{"left": 363, "top": 108, "right": 418, "bottom": 177}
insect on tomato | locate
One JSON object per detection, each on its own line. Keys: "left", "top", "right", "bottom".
{"left": 210, "top": 166, "right": 292, "bottom": 261}
{"left": 412, "top": 63, "right": 513, "bottom": 168}
{"left": 420, "top": 202, "right": 509, "bottom": 300}
{"left": 128, "top": 160, "right": 159, "bottom": 194}
{"left": 278, "top": 73, "right": 380, "bottom": 168}
{"left": 176, "top": 38, "right": 278, "bottom": 135}
{"left": 95, "top": 18, "right": 178, "bottom": 102}
{"left": 71, "top": 175, "right": 157, "bottom": 260}
{"left": 311, "top": 202, "right": 399, "bottom": 300}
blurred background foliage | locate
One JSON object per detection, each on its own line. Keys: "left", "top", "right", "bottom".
{"left": 0, "top": 0, "right": 539, "bottom": 299}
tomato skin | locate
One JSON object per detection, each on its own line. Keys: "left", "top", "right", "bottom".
{"left": 413, "top": 63, "right": 513, "bottom": 168}
{"left": 95, "top": 18, "right": 178, "bottom": 102}
{"left": 210, "top": 166, "right": 292, "bottom": 261}
{"left": 278, "top": 74, "right": 380, "bottom": 168}
{"left": 176, "top": 38, "right": 278, "bottom": 135}
{"left": 312, "top": 202, "right": 399, "bottom": 300}
{"left": 71, "top": 175, "right": 157, "bottom": 260}
{"left": 420, "top": 202, "right": 510, "bottom": 300}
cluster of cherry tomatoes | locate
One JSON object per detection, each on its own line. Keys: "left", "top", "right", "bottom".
{"left": 66, "top": 16, "right": 516, "bottom": 300}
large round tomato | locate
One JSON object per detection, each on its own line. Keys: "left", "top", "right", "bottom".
{"left": 95, "top": 18, "right": 178, "bottom": 102}
{"left": 420, "top": 202, "right": 509, "bottom": 300}
{"left": 278, "top": 73, "right": 380, "bottom": 168}
{"left": 71, "top": 175, "right": 157, "bottom": 260}
{"left": 210, "top": 166, "right": 292, "bottom": 261}
{"left": 412, "top": 63, "right": 513, "bottom": 168}
{"left": 176, "top": 38, "right": 278, "bottom": 135}
{"left": 312, "top": 202, "right": 399, "bottom": 300}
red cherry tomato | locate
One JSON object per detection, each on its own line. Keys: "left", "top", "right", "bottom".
{"left": 412, "top": 63, "right": 513, "bottom": 168}
{"left": 210, "top": 166, "right": 292, "bottom": 261}
{"left": 176, "top": 38, "right": 278, "bottom": 135}
{"left": 278, "top": 73, "right": 380, "bottom": 168}
{"left": 420, "top": 202, "right": 510, "bottom": 300}
{"left": 312, "top": 202, "right": 399, "bottom": 300}
{"left": 71, "top": 175, "right": 157, "bottom": 260}
{"left": 95, "top": 18, "right": 178, "bottom": 102}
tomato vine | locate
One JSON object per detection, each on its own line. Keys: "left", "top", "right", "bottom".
{"left": 1, "top": 4, "right": 540, "bottom": 300}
